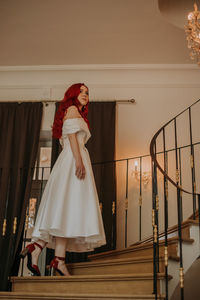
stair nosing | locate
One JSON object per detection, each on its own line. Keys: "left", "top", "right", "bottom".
{"left": 11, "top": 272, "right": 170, "bottom": 282}
{"left": 0, "top": 291, "right": 166, "bottom": 299}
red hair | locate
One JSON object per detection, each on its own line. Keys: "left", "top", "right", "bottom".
{"left": 52, "top": 83, "right": 89, "bottom": 139}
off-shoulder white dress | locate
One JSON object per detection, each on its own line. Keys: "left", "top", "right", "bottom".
{"left": 32, "top": 118, "right": 106, "bottom": 252}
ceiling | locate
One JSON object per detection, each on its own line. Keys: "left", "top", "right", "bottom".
{"left": 0, "top": 0, "right": 195, "bottom": 66}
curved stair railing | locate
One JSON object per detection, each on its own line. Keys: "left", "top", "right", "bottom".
{"left": 150, "top": 99, "right": 200, "bottom": 300}
{"left": 17, "top": 99, "right": 200, "bottom": 299}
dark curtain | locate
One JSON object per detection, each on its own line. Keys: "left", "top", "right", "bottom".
{"left": 50, "top": 103, "right": 62, "bottom": 168}
{"left": 47, "top": 101, "right": 116, "bottom": 265}
{"left": 0, "top": 102, "right": 43, "bottom": 290}
{"left": 87, "top": 102, "right": 116, "bottom": 253}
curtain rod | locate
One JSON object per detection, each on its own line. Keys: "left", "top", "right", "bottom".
{"left": 5, "top": 99, "right": 136, "bottom": 105}
{"left": 42, "top": 99, "right": 136, "bottom": 106}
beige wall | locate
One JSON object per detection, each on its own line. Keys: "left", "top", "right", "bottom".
{"left": 0, "top": 0, "right": 192, "bottom": 66}
{"left": 1, "top": 64, "right": 200, "bottom": 249}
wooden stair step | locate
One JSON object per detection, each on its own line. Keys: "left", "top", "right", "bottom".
{"left": 11, "top": 273, "right": 171, "bottom": 295}
{"left": 0, "top": 291, "right": 165, "bottom": 300}
{"left": 131, "top": 219, "right": 199, "bottom": 246}
{"left": 68, "top": 255, "right": 176, "bottom": 275}
{"left": 88, "top": 237, "right": 194, "bottom": 262}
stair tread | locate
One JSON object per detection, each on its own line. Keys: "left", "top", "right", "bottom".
{"left": 169, "top": 254, "right": 180, "bottom": 261}
{"left": 69, "top": 255, "right": 163, "bottom": 268}
{"left": 0, "top": 291, "right": 165, "bottom": 299}
{"left": 131, "top": 218, "right": 199, "bottom": 247}
{"left": 88, "top": 237, "right": 194, "bottom": 260}
{"left": 134, "top": 219, "right": 199, "bottom": 246}
{"left": 63, "top": 255, "right": 178, "bottom": 276}
{"left": 68, "top": 254, "right": 178, "bottom": 270}
{"left": 11, "top": 274, "right": 171, "bottom": 296}
{"left": 11, "top": 272, "right": 170, "bottom": 281}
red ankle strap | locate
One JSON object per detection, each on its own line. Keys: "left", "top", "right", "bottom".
{"left": 34, "top": 242, "right": 43, "bottom": 251}
{"left": 55, "top": 256, "right": 65, "bottom": 261}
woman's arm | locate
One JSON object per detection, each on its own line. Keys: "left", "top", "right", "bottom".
{"left": 68, "top": 133, "right": 85, "bottom": 180}
{"left": 64, "top": 106, "right": 85, "bottom": 180}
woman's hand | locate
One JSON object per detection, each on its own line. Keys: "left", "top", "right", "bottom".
{"left": 75, "top": 159, "right": 86, "bottom": 180}
{"left": 59, "top": 137, "right": 64, "bottom": 148}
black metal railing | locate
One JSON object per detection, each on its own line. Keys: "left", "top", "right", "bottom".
{"left": 20, "top": 136, "right": 200, "bottom": 281}
{"left": 150, "top": 98, "right": 200, "bottom": 300}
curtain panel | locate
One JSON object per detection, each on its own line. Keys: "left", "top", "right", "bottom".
{"left": 87, "top": 102, "right": 116, "bottom": 253}
{"left": 0, "top": 102, "right": 43, "bottom": 290}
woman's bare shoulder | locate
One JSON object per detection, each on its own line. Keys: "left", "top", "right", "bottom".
{"left": 64, "top": 106, "right": 81, "bottom": 120}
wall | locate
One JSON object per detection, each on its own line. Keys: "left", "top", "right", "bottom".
{"left": 0, "top": 64, "right": 200, "bottom": 249}
{"left": 171, "top": 257, "right": 200, "bottom": 300}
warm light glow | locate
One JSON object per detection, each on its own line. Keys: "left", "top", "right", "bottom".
{"left": 188, "top": 12, "right": 194, "bottom": 21}
{"left": 132, "top": 161, "right": 151, "bottom": 187}
{"left": 134, "top": 161, "right": 138, "bottom": 171}
{"left": 41, "top": 155, "right": 48, "bottom": 162}
{"left": 28, "top": 198, "right": 37, "bottom": 228}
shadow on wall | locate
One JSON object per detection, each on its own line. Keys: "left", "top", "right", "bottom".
{"left": 158, "top": 0, "right": 195, "bottom": 29}
{"left": 171, "top": 257, "right": 200, "bottom": 300}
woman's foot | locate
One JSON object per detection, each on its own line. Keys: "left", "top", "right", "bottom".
{"left": 31, "top": 243, "right": 42, "bottom": 266}
{"left": 20, "top": 242, "right": 44, "bottom": 276}
{"left": 50, "top": 256, "right": 70, "bottom": 276}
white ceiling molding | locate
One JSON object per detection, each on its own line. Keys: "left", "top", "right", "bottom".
{"left": 0, "top": 64, "right": 198, "bottom": 72}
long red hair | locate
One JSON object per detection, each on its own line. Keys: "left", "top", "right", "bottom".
{"left": 52, "top": 83, "right": 89, "bottom": 139}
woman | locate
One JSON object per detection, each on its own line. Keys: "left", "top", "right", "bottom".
{"left": 20, "top": 83, "right": 106, "bottom": 276}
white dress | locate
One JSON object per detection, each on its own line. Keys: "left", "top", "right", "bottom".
{"left": 32, "top": 118, "right": 106, "bottom": 252}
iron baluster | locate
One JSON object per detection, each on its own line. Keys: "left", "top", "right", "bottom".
{"left": 151, "top": 158, "right": 157, "bottom": 299}
{"left": 38, "top": 167, "right": 45, "bottom": 212}
{"left": 152, "top": 141, "right": 159, "bottom": 300}
{"left": 163, "top": 128, "right": 169, "bottom": 300}
{"left": 154, "top": 142, "right": 159, "bottom": 276}
{"left": 139, "top": 157, "right": 142, "bottom": 241}
{"left": 125, "top": 159, "right": 129, "bottom": 248}
{"left": 174, "top": 118, "right": 184, "bottom": 300}
{"left": 178, "top": 148, "right": 183, "bottom": 222}
{"left": 189, "top": 107, "right": 196, "bottom": 219}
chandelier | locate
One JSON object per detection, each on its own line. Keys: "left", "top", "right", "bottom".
{"left": 185, "top": 3, "right": 200, "bottom": 65}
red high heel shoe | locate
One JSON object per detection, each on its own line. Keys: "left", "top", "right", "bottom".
{"left": 20, "top": 242, "right": 43, "bottom": 276}
{"left": 50, "top": 256, "right": 69, "bottom": 276}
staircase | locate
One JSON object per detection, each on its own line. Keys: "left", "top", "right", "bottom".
{"left": 0, "top": 218, "right": 199, "bottom": 299}
{"left": 1, "top": 99, "right": 200, "bottom": 299}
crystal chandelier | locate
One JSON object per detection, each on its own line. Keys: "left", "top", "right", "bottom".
{"left": 185, "top": 3, "right": 200, "bottom": 65}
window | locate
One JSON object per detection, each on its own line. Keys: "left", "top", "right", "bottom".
{"left": 19, "top": 130, "right": 52, "bottom": 276}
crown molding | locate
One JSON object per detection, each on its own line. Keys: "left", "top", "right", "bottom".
{"left": 1, "top": 83, "right": 200, "bottom": 89}
{"left": 0, "top": 64, "right": 199, "bottom": 72}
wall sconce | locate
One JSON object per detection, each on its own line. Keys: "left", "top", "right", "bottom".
{"left": 28, "top": 198, "right": 37, "bottom": 228}
{"left": 131, "top": 161, "right": 151, "bottom": 187}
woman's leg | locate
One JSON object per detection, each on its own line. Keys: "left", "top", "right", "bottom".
{"left": 55, "top": 237, "right": 70, "bottom": 275}
{"left": 31, "top": 240, "right": 47, "bottom": 266}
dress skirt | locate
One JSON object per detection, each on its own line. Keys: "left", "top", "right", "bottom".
{"left": 32, "top": 118, "right": 106, "bottom": 252}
